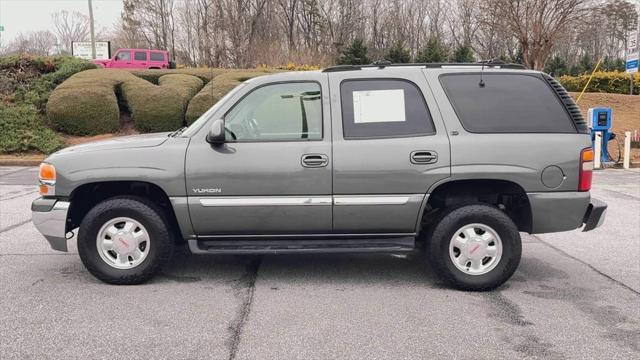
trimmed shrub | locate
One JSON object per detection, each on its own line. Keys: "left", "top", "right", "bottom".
{"left": 185, "top": 70, "right": 269, "bottom": 124}
{"left": 559, "top": 71, "right": 640, "bottom": 95}
{"left": 46, "top": 69, "right": 135, "bottom": 135}
{"left": 122, "top": 74, "right": 204, "bottom": 132}
{"left": 0, "top": 104, "right": 64, "bottom": 154}
{"left": 130, "top": 68, "right": 223, "bottom": 84}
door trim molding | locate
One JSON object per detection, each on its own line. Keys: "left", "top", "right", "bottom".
{"left": 333, "top": 194, "right": 421, "bottom": 206}
{"left": 199, "top": 196, "right": 332, "bottom": 207}
{"left": 197, "top": 194, "right": 424, "bottom": 207}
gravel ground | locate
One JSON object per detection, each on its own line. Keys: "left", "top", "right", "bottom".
{"left": 0, "top": 167, "right": 638, "bottom": 359}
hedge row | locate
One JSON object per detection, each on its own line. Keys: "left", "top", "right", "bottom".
{"left": 559, "top": 71, "right": 640, "bottom": 95}
{"left": 47, "top": 68, "right": 270, "bottom": 135}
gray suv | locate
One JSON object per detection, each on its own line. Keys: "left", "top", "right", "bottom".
{"left": 32, "top": 62, "right": 607, "bottom": 290}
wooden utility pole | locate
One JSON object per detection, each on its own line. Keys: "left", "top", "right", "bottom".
{"left": 88, "top": 0, "right": 96, "bottom": 59}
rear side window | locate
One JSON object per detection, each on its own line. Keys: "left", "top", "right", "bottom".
{"left": 340, "top": 79, "right": 435, "bottom": 139}
{"left": 134, "top": 51, "right": 147, "bottom": 61}
{"left": 150, "top": 52, "right": 164, "bottom": 61}
{"left": 439, "top": 74, "right": 576, "bottom": 133}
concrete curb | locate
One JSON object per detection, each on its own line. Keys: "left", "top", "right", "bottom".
{"left": 0, "top": 155, "right": 45, "bottom": 166}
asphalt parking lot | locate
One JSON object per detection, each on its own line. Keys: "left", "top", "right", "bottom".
{"left": 1, "top": 166, "right": 638, "bottom": 359}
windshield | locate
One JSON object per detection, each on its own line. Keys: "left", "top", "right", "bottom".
{"left": 180, "top": 82, "right": 248, "bottom": 137}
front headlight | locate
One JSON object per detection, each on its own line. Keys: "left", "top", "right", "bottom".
{"left": 38, "top": 163, "right": 56, "bottom": 196}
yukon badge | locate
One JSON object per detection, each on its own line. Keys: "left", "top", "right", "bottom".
{"left": 192, "top": 188, "right": 222, "bottom": 194}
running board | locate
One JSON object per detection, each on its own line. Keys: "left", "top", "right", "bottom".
{"left": 188, "top": 237, "right": 415, "bottom": 254}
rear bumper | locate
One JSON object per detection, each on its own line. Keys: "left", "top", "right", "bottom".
{"left": 31, "top": 198, "right": 70, "bottom": 252}
{"left": 582, "top": 198, "right": 607, "bottom": 232}
{"left": 527, "top": 192, "right": 606, "bottom": 234}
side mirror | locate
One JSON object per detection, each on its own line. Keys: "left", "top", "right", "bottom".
{"left": 206, "top": 119, "right": 225, "bottom": 144}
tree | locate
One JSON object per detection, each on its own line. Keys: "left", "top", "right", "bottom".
{"left": 544, "top": 56, "right": 568, "bottom": 76}
{"left": 337, "top": 38, "right": 370, "bottom": 65}
{"left": 452, "top": 44, "right": 475, "bottom": 62}
{"left": 385, "top": 42, "right": 411, "bottom": 63}
{"left": 601, "top": 57, "right": 625, "bottom": 72}
{"left": 5, "top": 31, "right": 57, "bottom": 56}
{"left": 415, "top": 37, "right": 448, "bottom": 63}
{"left": 51, "top": 10, "right": 90, "bottom": 54}
{"left": 483, "top": 0, "right": 586, "bottom": 70}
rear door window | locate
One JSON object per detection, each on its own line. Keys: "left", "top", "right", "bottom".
{"left": 439, "top": 74, "right": 576, "bottom": 133}
{"left": 340, "top": 79, "right": 435, "bottom": 139}
{"left": 134, "top": 51, "right": 147, "bottom": 61}
{"left": 150, "top": 52, "right": 164, "bottom": 61}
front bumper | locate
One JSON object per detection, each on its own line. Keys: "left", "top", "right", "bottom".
{"left": 582, "top": 198, "right": 607, "bottom": 232}
{"left": 31, "top": 198, "right": 70, "bottom": 252}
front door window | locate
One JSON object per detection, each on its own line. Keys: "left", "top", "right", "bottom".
{"left": 225, "top": 82, "right": 322, "bottom": 141}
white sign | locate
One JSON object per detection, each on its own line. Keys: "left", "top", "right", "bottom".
{"left": 353, "top": 89, "right": 406, "bottom": 124}
{"left": 71, "top": 41, "right": 111, "bottom": 60}
{"left": 627, "top": 30, "right": 639, "bottom": 74}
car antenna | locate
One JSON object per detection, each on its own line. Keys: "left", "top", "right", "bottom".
{"left": 479, "top": 60, "right": 486, "bottom": 88}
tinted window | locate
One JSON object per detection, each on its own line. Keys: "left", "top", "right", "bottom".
{"left": 225, "top": 82, "right": 322, "bottom": 141}
{"left": 340, "top": 79, "right": 435, "bottom": 139}
{"left": 150, "top": 52, "right": 164, "bottom": 61}
{"left": 134, "top": 51, "right": 147, "bottom": 61}
{"left": 116, "top": 51, "right": 130, "bottom": 61}
{"left": 440, "top": 74, "right": 576, "bottom": 133}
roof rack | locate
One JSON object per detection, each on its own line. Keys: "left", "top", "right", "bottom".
{"left": 322, "top": 60, "right": 526, "bottom": 72}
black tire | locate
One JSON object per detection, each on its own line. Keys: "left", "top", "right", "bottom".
{"left": 427, "top": 204, "right": 521, "bottom": 291}
{"left": 77, "top": 196, "right": 174, "bottom": 285}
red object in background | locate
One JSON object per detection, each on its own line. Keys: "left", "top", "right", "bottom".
{"left": 92, "top": 49, "right": 170, "bottom": 69}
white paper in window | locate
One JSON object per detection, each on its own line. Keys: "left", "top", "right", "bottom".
{"left": 352, "top": 89, "right": 406, "bottom": 123}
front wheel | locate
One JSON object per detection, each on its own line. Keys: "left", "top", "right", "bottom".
{"left": 77, "top": 197, "right": 174, "bottom": 284}
{"left": 427, "top": 204, "right": 522, "bottom": 291}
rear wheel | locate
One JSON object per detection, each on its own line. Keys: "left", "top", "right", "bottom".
{"left": 77, "top": 197, "right": 173, "bottom": 284}
{"left": 427, "top": 204, "right": 521, "bottom": 291}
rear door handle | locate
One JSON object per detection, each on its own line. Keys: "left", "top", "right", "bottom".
{"left": 410, "top": 151, "right": 438, "bottom": 164}
{"left": 301, "top": 154, "right": 328, "bottom": 168}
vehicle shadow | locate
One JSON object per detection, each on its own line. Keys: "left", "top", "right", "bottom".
{"left": 159, "top": 245, "right": 445, "bottom": 288}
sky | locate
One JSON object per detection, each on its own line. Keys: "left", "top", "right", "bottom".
{"left": 0, "top": 0, "right": 123, "bottom": 43}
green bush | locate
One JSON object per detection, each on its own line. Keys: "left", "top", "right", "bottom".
{"left": 559, "top": 71, "right": 640, "bottom": 95}
{"left": 46, "top": 69, "right": 133, "bottom": 135}
{"left": 47, "top": 68, "right": 269, "bottom": 134}
{"left": 185, "top": 70, "right": 268, "bottom": 124}
{"left": 130, "top": 68, "right": 223, "bottom": 84}
{"left": 1, "top": 55, "right": 96, "bottom": 112}
{"left": 0, "top": 104, "right": 64, "bottom": 154}
{"left": 122, "top": 74, "right": 204, "bottom": 132}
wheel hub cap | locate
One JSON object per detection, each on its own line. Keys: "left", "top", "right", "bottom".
{"left": 449, "top": 223, "right": 503, "bottom": 276}
{"left": 96, "top": 217, "right": 150, "bottom": 270}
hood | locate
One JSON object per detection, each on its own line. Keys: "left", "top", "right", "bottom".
{"left": 53, "top": 132, "right": 172, "bottom": 155}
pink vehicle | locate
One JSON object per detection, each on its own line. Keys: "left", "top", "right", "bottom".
{"left": 93, "top": 49, "right": 174, "bottom": 69}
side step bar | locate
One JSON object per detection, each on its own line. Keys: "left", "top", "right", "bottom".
{"left": 188, "top": 237, "right": 415, "bottom": 255}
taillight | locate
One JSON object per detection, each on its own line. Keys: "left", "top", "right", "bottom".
{"left": 579, "top": 148, "right": 593, "bottom": 191}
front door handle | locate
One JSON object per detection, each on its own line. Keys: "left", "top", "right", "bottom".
{"left": 410, "top": 151, "right": 438, "bottom": 164}
{"left": 301, "top": 154, "right": 328, "bottom": 168}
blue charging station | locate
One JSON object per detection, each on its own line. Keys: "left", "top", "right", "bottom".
{"left": 587, "top": 107, "right": 612, "bottom": 163}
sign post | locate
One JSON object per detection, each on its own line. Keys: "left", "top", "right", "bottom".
{"left": 626, "top": 29, "right": 638, "bottom": 95}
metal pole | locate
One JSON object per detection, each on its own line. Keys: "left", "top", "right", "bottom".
{"left": 88, "top": 0, "right": 96, "bottom": 60}
{"left": 594, "top": 133, "right": 602, "bottom": 169}
{"left": 623, "top": 131, "right": 631, "bottom": 169}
